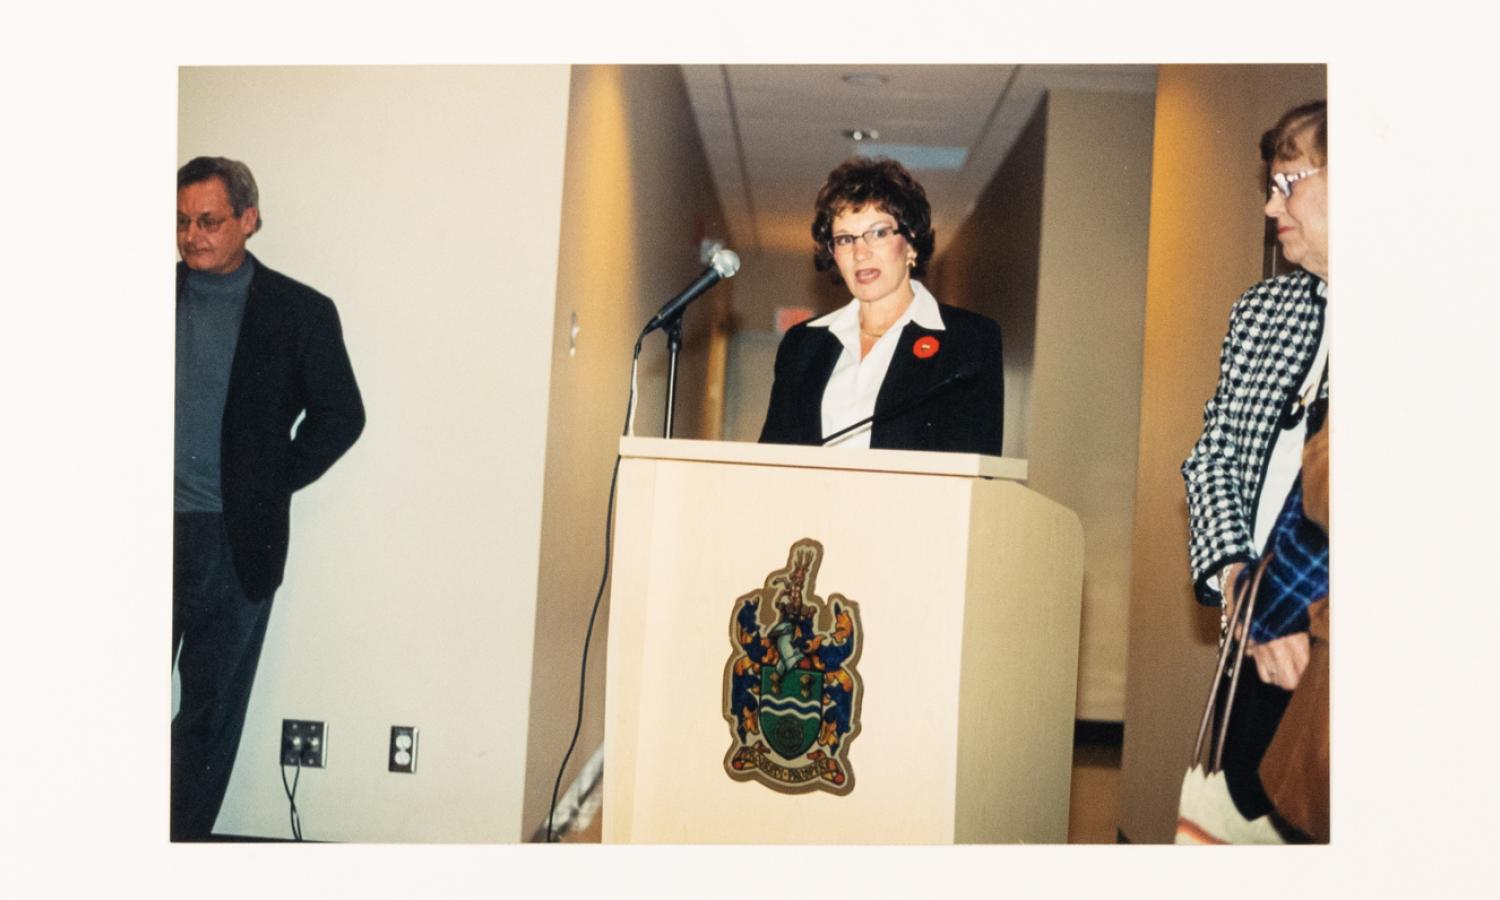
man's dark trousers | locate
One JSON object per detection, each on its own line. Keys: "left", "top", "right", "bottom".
{"left": 171, "top": 512, "right": 274, "bottom": 841}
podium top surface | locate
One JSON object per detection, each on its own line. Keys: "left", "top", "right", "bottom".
{"left": 618, "top": 437, "right": 1027, "bottom": 481}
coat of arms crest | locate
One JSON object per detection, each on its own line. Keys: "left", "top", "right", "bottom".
{"left": 723, "top": 538, "right": 863, "bottom": 794}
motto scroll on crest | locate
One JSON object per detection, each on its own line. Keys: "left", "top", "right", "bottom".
{"left": 722, "top": 538, "right": 863, "bottom": 795}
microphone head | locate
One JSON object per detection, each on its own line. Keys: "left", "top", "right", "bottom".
{"left": 710, "top": 248, "right": 741, "bottom": 279}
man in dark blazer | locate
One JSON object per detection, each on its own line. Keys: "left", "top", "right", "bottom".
{"left": 173, "top": 156, "right": 365, "bottom": 840}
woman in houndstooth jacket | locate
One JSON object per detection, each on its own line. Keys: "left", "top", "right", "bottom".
{"left": 1180, "top": 100, "right": 1329, "bottom": 839}
{"left": 1183, "top": 100, "right": 1328, "bottom": 685}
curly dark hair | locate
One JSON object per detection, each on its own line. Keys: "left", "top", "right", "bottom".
{"left": 1260, "top": 100, "right": 1326, "bottom": 169}
{"left": 177, "top": 156, "right": 263, "bottom": 234}
{"left": 811, "top": 157, "right": 935, "bottom": 282}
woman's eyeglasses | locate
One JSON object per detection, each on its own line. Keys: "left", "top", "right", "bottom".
{"left": 1269, "top": 167, "right": 1323, "bottom": 199}
{"left": 829, "top": 224, "right": 902, "bottom": 254}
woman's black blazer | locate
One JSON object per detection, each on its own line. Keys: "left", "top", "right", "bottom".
{"left": 758, "top": 303, "right": 1003, "bottom": 455}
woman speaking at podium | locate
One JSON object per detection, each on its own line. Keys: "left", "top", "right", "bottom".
{"left": 758, "top": 157, "right": 1005, "bottom": 455}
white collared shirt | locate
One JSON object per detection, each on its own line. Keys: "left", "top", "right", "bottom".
{"left": 809, "top": 280, "right": 946, "bottom": 448}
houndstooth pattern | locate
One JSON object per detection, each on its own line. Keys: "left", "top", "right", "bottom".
{"left": 1182, "top": 269, "right": 1326, "bottom": 605}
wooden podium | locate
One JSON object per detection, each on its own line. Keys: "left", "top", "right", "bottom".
{"left": 602, "top": 438, "right": 1084, "bottom": 843}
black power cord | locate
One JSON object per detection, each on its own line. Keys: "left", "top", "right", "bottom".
{"left": 279, "top": 757, "right": 304, "bottom": 841}
{"left": 545, "top": 333, "right": 647, "bottom": 843}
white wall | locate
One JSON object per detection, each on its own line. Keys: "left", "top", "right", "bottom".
{"left": 178, "top": 65, "right": 571, "bottom": 841}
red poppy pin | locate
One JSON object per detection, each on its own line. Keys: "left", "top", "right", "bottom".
{"left": 913, "top": 335, "right": 940, "bottom": 359}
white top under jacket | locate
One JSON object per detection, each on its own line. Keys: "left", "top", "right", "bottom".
{"left": 808, "top": 280, "right": 946, "bottom": 448}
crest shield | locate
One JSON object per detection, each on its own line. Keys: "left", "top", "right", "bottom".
{"left": 759, "top": 666, "right": 823, "bottom": 759}
{"left": 723, "top": 538, "right": 863, "bottom": 795}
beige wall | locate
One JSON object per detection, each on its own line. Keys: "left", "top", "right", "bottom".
{"left": 1030, "top": 90, "right": 1156, "bottom": 722}
{"left": 721, "top": 247, "right": 847, "bottom": 442}
{"left": 730, "top": 247, "right": 851, "bottom": 334}
{"left": 929, "top": 98, "right": 1047, "bottom": 461}
{"left": 934, "top": 88, "right": 1157, "bottom": 721}
{"left": 178, "top": 66, "right": 572, "bottom": 841}
{"left": 1118, "top": 63, "right": 1325, "bottom": 843}
{"left": 521, "top": 65, "right": 730, "bottom": 837}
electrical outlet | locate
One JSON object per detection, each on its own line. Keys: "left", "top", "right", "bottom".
{"left": 389, "top": 725, "right": 418, "bottom": 773}
{"left": 281, "top": 719, "right": 326, "bottom": 768}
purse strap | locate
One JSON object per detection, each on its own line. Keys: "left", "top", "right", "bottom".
{"left": 1189, "top": 552, "right": 1274, "bottom": 773}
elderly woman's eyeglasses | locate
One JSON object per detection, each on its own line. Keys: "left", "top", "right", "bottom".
{"left": 177, "top": 214, "right": 231, "bottom": 234}
{"left": 829, "top": 224, "right": 902, "bottom": 254}
{"left": 1269, "top": 167, "right": 1323, "bottom": 199}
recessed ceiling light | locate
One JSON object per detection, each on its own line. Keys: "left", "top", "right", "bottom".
{"left": 842, "top": 128, "right": 881, "bottom": 142}
{"left": 853, "top": 142, "right": 968, "bottom": 171}
{"left": 841, "top": 72, "right": 888, "bottom": 88}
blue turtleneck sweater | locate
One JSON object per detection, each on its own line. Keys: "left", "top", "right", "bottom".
{"left": 175, "top": 257, "right": 254, "bottom": 512}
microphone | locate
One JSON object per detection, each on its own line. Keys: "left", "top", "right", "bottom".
{"left": 821, "top": 365, "right": 979, "bottom": 446}
{"left": 643, "top": 248, "right": 741, "bottom": 334}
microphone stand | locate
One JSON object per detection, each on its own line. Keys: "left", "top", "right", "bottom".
{"left": 662, "top": 311, "right": 685, "bottom": 438}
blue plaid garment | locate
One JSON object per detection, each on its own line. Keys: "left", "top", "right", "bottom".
{"left": 1238, "top": 473, "right": 1329, "bottom": 643}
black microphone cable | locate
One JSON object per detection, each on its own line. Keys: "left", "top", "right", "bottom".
{"left": 819, "top": 366, "right": 978, "bottom": 446}
{"left": 545, "top": 327, "right": 650, "bottom": 843}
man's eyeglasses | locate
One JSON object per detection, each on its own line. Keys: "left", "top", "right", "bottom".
{"left": 1269, "top": 167, "right": 1323, "bottom": 199}
{"left": 177, "top": 214, "right": 232, "bottom": 234}
{"left": 829, "top": 224, "right": 902, "bottom": 254}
